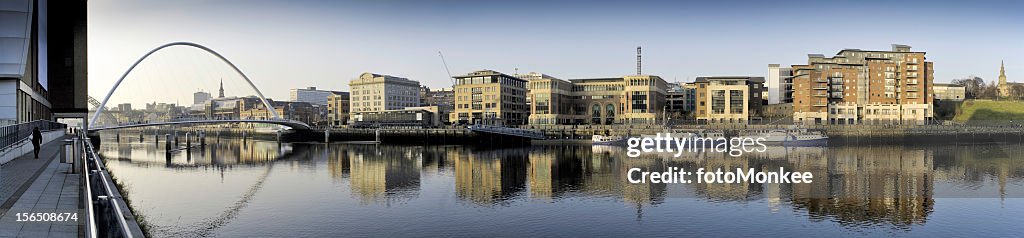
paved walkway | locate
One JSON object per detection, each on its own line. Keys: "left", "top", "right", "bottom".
{"left": 0, "top": 136, "right": 81, "bottom": 237}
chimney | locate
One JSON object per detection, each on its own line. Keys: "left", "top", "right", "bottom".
{"left": 636, "top": 46, "right": 642, "bottom": 75}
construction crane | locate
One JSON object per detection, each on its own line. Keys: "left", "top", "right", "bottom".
{"left": 438, "top": 51, "right": 455, "bottom": 87}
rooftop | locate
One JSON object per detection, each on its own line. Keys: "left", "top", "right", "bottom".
{"left": 695, "top": 76, "right": 766, "bottom": 83}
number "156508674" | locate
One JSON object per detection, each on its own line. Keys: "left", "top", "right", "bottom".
{"left": 15, "top": 212, "right": 78, "bottom": 222}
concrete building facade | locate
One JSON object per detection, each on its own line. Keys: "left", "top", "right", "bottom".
{"left": 1, "top": 0, "right": 88, "bottom": 126}
{"left": 420, "top": 86, "right": 454, "bottom": 124}
{"left": 522, "top": 72, "right": 575, "bottom": 125}
{"left": 350, "top": 106, "right": 441, "bottom": 128}
{"left": 520, "top": 73, "right": 668, "bottom": 125}
{"left": 240, "top": 100, "right": 319, "bottom": 124}
{"left": 451, "top": 70, "right": 528, "bottom": 125}
{"left": 767, "top": 64, "right": 793, "bottom": 104}
{"left": 666, "top": 82, "right": 696, "bottom": 120}
{"left": 349, "top": 72, "right": 421, "bottom": 121}
{"left": 290, "top": 86, "right": 345, "bottom": 106}
{"left": 932, "top": 84, "right": 966, "bottom": 101}
{"left": 193, "top": 91, "right": 211, "bottom": 105}
{"left": 694, "top": 76, "right": 765, "bottom": 124}
{"left": 326, "top": 92, "right": 350, "bottom": 126}
{"left": 792, "top": 44, "right": 934, "bottom": 125}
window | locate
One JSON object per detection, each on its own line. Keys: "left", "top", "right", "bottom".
{"left": 711, "top": 90, "right": 726, "bottom": 114}
{"left": 729, "top": 90, "right": 743, "bottom": 114}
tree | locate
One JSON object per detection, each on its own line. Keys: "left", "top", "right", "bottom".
{"left": 978, "top": 81, "right": 1000, "bottom": 99}
{"left": 1011, "top": 84, "right": 1024, "bottom": 100}
{"left": 951, "top": 76, "right": 986, "bottom": 99}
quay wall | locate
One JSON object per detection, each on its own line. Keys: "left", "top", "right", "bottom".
{"left": 93, "top": 124, "right": 1024, "bottom": 144}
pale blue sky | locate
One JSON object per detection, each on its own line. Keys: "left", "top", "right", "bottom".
{"left": 87, "top": 0, "right": 1023, "bottom": 104}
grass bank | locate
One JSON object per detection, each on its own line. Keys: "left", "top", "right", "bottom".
{"left": 953, "top": 100, "right": 1024, "bottom": 122}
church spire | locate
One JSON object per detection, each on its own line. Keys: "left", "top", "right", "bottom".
{"left": 1001, "top": 60, "right": 1006, "bottom": 76}
{"left": 998, "top": 60, "right": 1009, "bottom": 98}
{"left": 218, "top": 78, "right": 225, "bottom": 98}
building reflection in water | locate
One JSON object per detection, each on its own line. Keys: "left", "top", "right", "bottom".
{"left": 100, "top": 131, "right": 1024, "bottom": 230}
{"left": 556, "top": 144, "right": 939, "bottom": 227}
{"left": 526, "top": 146, "right": 584, "bottom": 199}
{"left": 99, "top": 132, "right": 292, "bottom": 168}
{"left": 789, "top": 146, "right": 934, "bottom": 228}
{"left": 931, "top": 143, "right": 1024, "bottom": 200}
{"left": 327, "top": 144, "right": 422, "bottom": 205}
{"left": 451, "top": 147, "right": 527, "bottom": 205}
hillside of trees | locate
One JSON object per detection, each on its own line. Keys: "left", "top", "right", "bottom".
{"left": 950, "top": 76, "right": 1024, "bottom": 100}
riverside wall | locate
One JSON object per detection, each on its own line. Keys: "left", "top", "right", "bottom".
{"left": 93, "top": 124, "right": 1024, "bottom": 145}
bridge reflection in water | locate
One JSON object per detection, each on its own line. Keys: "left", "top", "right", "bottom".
{"left": 97, "top": 134, "right": 1024, "bottom": 237}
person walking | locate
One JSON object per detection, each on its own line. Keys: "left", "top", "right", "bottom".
{"left": 32, "top": 127, "right": 42, "bottom": 159}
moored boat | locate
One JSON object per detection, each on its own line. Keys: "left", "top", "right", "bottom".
{"left": 758, "top": 128, "right": 828, "bottom": 146}
{"left": 592, "top": 135, "right": 626, "bottom": 146}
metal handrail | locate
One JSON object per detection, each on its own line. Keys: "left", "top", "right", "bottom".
{"left": 468, "top": 124, "right": 546, "bottom": 139}
{"left": 0, "top": 120, "right": 66, "bottom": 152}
{"left": 80, "top": 133, "right": 98, "bottom": 237}
{"left": 80, "top": 132, "right": 137, "bottom": 238}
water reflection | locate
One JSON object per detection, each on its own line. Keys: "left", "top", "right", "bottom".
{"left": 452, "top": 148, "right": 528, "bottom": 205}
{"left": 789, "top": 146, "right": 934, "bottom": 228}
{"left": 98, "top": 134, "right": 1024, "bottom": 237}
{"left": 101, "top": 136, "right": 294, "bottom": 168}
{"left": 327, "top": 145, "right": 421, "bottom": 205}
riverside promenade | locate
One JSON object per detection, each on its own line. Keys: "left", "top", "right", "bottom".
{"left": 0, "top": 136, "right": 80, "bottom": 237}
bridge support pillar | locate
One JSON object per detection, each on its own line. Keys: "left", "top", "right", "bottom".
{"left": 185, "top": 132, "right": 191, "bottom": 151}
{"left": 200, "top": 131, "right": 206, "bottom": 147}
{"left": 165, "top": 134, "right": 172, "bottom": 152}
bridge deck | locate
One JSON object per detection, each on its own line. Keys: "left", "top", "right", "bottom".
{"left": 89, "top": 119, "right": 311, "bottom": 131}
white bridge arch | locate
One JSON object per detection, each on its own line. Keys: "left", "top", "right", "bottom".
{"left": 88, "top": 42, "right": 302, "bottom": 130}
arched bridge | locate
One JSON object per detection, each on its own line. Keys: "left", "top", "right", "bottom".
{"left": 88, "top": 118, "right": 311, "bottom": 132}
{"left": 88, "top": 42, "right": 290, "bottom": 131}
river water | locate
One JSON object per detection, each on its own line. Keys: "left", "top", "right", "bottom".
{"left": 98, "top": 136, "right": 1024, "bottom": 237}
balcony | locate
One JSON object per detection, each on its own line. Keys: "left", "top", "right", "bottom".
{"left": 906, "top": 80, "right": 919, "bottom": 85}
{"left": 813, "top": 102, "right": 828, "bottom": 107}
{"left": 906, "top": 86, "right": 920, "bottom": 92}
{"left": 813, "top": 93, "right": 828, "bottom": 97}
{"left": 829, "top": 93, "right": 844, "bottom": 99}
{"left": 815, "top": 78, "right": 828, "bottom": 83}
{"left": 812, "top": 84, "right": 829, "bottom": 90}
{"left": 907, "top": 61, "right": 919, "bottom": 65}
